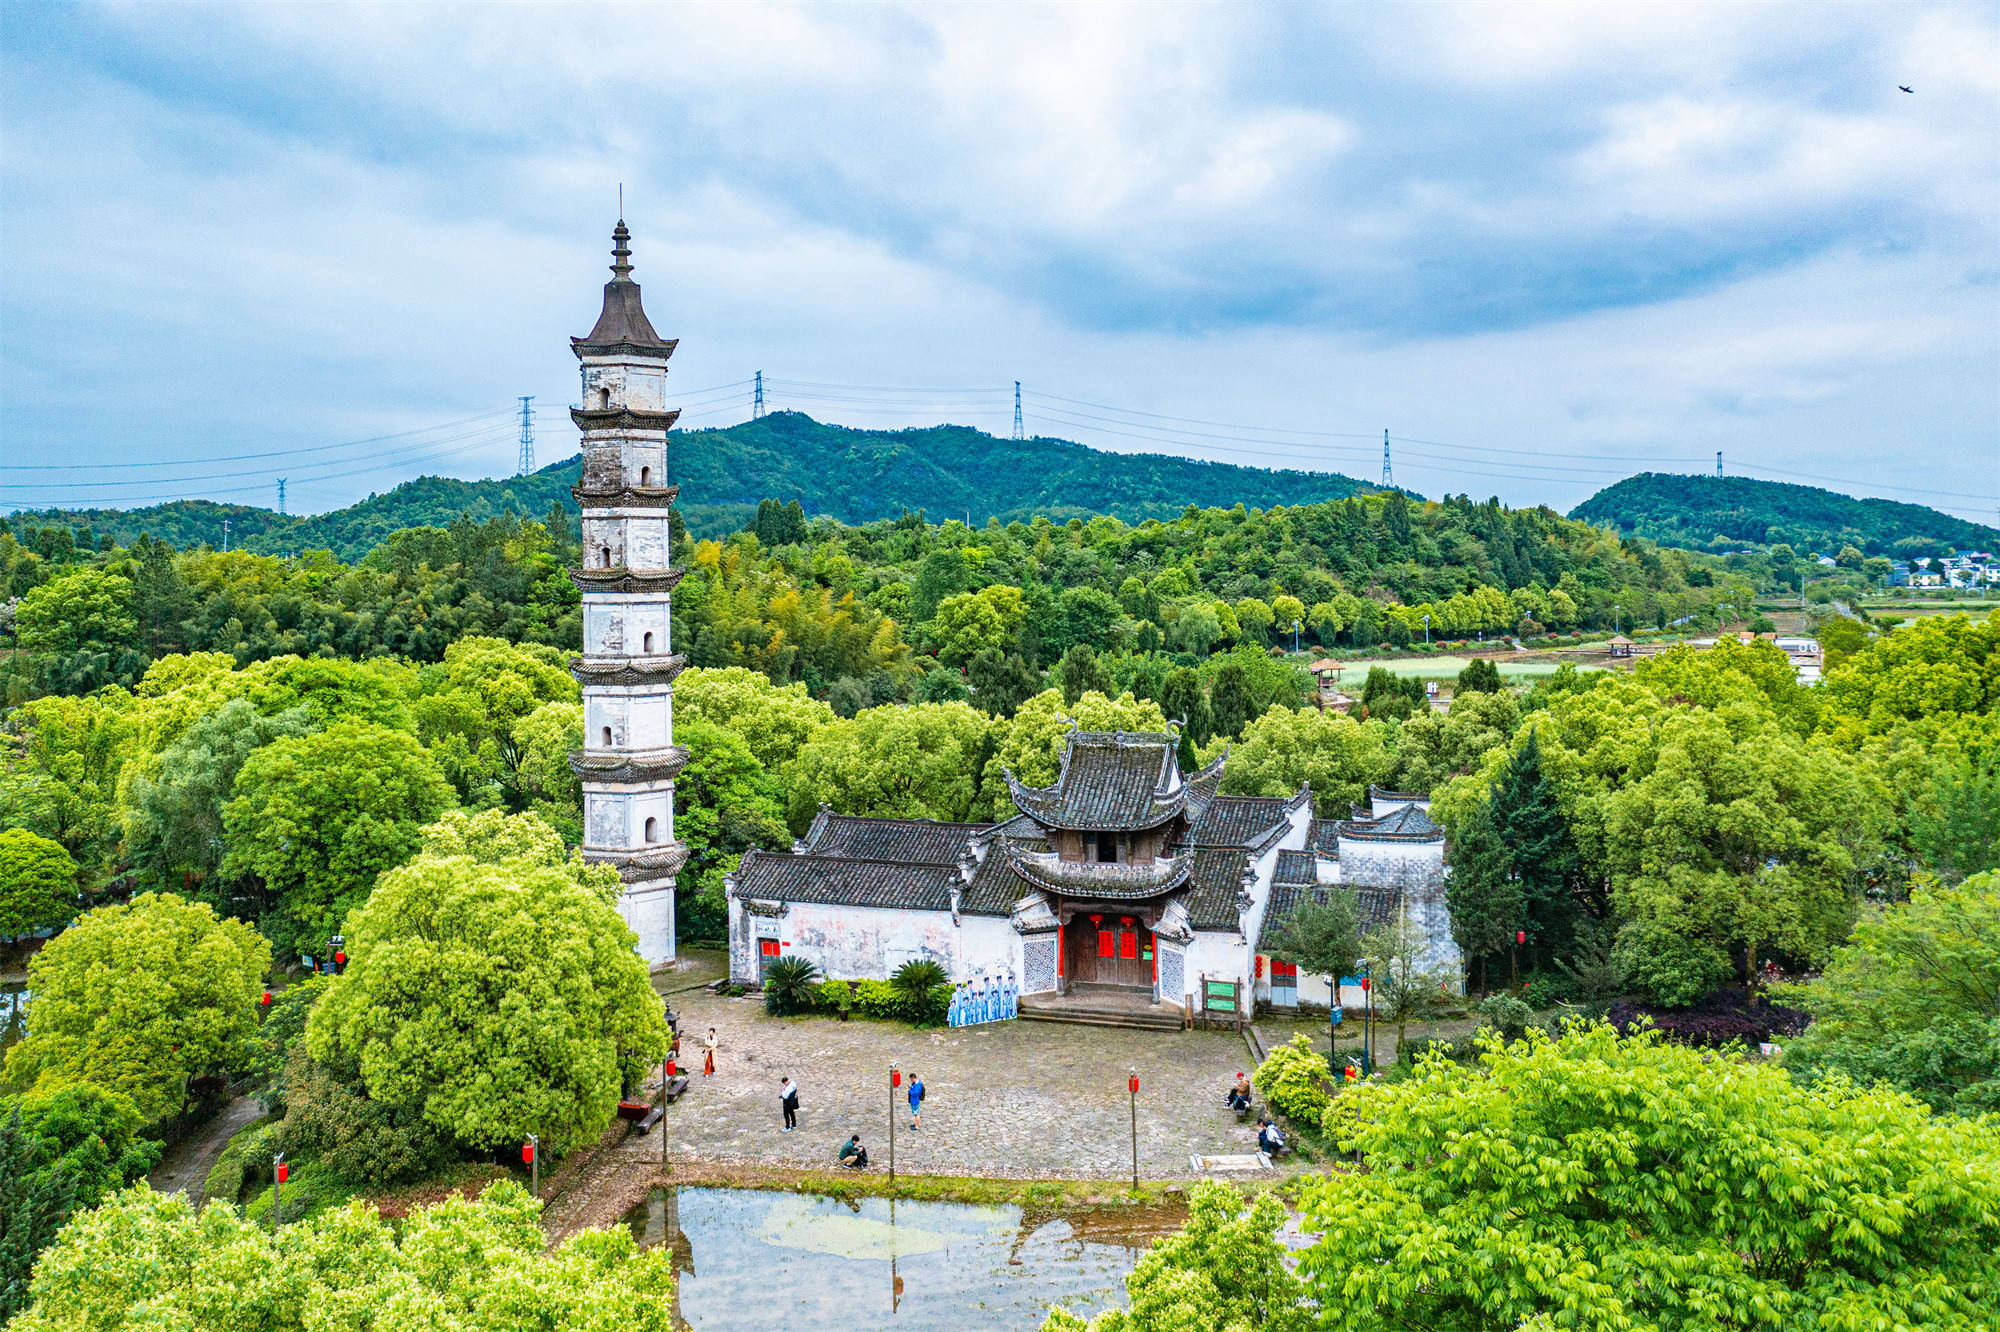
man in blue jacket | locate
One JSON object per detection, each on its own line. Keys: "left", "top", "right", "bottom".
{"left": 908, "top": 1072, "right": 925, "bottom": 1131}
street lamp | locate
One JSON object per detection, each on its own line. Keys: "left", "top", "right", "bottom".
{"left": 523, "top": 1134, "right": 540, "bottom": 1197}
{"left": 1292, "top": 619, "right": 1301, "bottom": 653}
{"left": 1422, "top": 613, "right": 1431, "bottom": 646}
{"left": 1127, "top": 1069, "right": 1139, "bottom": 1190}
{"left": 1613, "top": 604, "right": 1622, "bottom": 634}
{"left": 272, "top": 1154, "right": 287, "bottom": 1232}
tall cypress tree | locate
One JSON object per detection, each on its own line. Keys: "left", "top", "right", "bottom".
{"left": 1445, "top": 797, "right": 1520, "bottom": 994}
{"left": 1489, "top": 728, "right": 1582, "bottom": 969}
{"left": 0, "top": 1102, "right": 77, "bottom": 1320}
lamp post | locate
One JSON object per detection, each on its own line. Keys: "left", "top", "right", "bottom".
{"left": 1127, "top": 1069, "right": 1139, "bottom": 1191}
{"left": 1511, "top": 929, "right": 1525, "bottom": 991}
{"left": 1613, "top": 604, "right": 1622, "bottom": 634}
{"left": 523, "top": 1134, "right": 539, "bottom": 1198}
{"left": 661, "top": 1046, "right": 673, "bottom": 1170}
{"left": 1291, "top": 619, "right": 1301, "bottom": 653}
{"left": 272, "top": 1153, "right": 287, "bottom": 1232}
{"left": 888, "top": 1066, "right": 900, "bottom": 1188}
{"left": 1422, "top": 613, "right": 1431, "bottom": 646}
{"left": 1361, "top": 970, "right": 1374, "bottom": 1076}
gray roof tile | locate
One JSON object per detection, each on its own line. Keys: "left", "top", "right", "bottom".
{"left": 798, "top": 812, "right": 984, "bottom": 864}
{"left": 732, "top": 850, "right": 958, "bottom": 912}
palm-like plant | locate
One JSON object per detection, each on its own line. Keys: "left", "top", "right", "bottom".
{"left": 762, "top": 955, "right": 822, "bottom": 1015}
{"left": 890, "top": 959, "right": 949, "bottom": 1001}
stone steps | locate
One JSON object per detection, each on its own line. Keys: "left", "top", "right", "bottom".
{"left": 1017, "top": 998, "right": 1186, "bottom": 1031}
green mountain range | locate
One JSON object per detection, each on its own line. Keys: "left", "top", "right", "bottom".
{"left": 1570, "top": 473, "right": 1997, "bottom": 558}
{"left": 13, "top": 412, "right": 1373, "bottom": 562}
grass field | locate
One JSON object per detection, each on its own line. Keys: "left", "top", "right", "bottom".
{"left": 1304, "top": 654, "right": 1611, "bottom": 683}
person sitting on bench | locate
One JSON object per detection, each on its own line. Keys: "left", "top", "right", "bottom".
{"left": 838, "top": 1135, "right": 869, "bottom": 1169}
{"left": 1226, "top": 1074, "right": 1253, "bottom": 1113}
{"left": 1256, "top": 1116, "right": 1287, "bottom": 1159}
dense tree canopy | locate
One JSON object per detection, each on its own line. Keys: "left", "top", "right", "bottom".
{"left": 3, "top": 893, "right": 270, "bottom": 1123}
{"left": 0, "top": 828, "right": 76, "bottom": 938}
{"left": 306, "top": 820, "right": 667, "bottom": 1154}
{"left": 12, "top": 1180, "right": 676, "bottom": 1332}
{"left": 1301, "top": 1025, "right": 2000, "bottom": 1332}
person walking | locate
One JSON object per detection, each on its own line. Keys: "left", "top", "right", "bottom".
{"left": 779, "top": 1076, "right": 799, "bottom": 1132}
{"left": 701, "top": 1027, "right": 718, "bottom": 1078}
{"left": 907, "top": 1071, "right": 925, "bottom": 1132}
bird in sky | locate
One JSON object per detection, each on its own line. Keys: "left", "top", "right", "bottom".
{"left": 1899, "top": 85, "right": 1914, "bottom": 93}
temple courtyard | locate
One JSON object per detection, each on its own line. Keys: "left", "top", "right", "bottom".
{"left": 616, "top": 950, "right": 1358, "bottom": 1183}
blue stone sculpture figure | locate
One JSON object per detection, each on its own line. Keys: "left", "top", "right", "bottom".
{"left": 1003, "top": 974, "right": 1018, "bottom": 1019}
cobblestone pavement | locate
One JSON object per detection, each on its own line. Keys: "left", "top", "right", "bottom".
{"left": 633, "top": 957, "right": 1274, "bottom": 1181}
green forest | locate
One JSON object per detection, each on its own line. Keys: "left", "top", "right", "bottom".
{"left": 4, "top": 488, "right": 1998, "bottom": 1327}
{"left": 12, "top": 412, "right": 1374, "bottom": 560}
{"left": 1571, "top": 471, "right": 1999, "bottom": 556}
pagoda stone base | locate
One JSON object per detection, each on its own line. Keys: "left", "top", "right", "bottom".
{"left": 619, "top": 876, "right": 677, "bottom": 969}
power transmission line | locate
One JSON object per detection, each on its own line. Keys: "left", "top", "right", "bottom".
{"left": 753, "top": 371, "right": 765, "bottom": 420}
{"left": 1381, "top": 429, "right": 1393, "bottom": 488}
{"left": 276, "top": 478, "right": 286, "bottom": 514}
{"left": 1013, "top": 381, "right": 1024, "bottom": 441}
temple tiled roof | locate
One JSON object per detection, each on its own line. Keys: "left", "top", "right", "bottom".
{"left": 1004, "top": 841, "right": 1191, "bottom": 899}
{"left": 1006, "top": 732, "right": 1224, "bottom": 831}
{"left": 796, "top": 810, "right": 984, "bottom": 865}
{"left": 1343, "top": 804, "right": 1443, "bottom": 841}
{"left": 960, "top": 834, "right": 1043, "bottom": 916}
{"left": 1184, "top": 847, "right": 1256, "bottom": 932}
{"left": 1256, "top": 870, "right": 1404, "bottom": 951}
{"left": 1306, "top": 818, "right": 1344, "bottom": 856}
{"left": 1186, "top": 796, "right": 1294, "bottom": 850}
{"left": 730, "top": 850, "right": 957, "bottom": 912}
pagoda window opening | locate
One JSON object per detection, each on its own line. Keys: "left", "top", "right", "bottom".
{"left": 1094, "top": 832, "right": 1120, "bottom": 864}
{"left": 602, "top": 726, "right": 613, "bottom": 747}
{"left": 598, "top": 387, "right": 611, "bottom": 408}
{"left": 642, "top": 631, "right": 654, "bottom": 653}
{"left": 600, "top": 545, "right": 612, "bottom": 567}
{"left": 639, "top": 465, "right": 651, "bottom": 487}
{"left": 644, "top": 816, "right": 658, "bottom": 843}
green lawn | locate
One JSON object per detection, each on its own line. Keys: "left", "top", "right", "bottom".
{"left": 1302, "top": 654, "right": 1610, "bottom": 683}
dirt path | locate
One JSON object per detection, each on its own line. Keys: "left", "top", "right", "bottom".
{"left": 147, "top": 1095, "right": 262, "bottom": 1201}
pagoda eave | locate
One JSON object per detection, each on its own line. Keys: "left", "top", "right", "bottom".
{"left": 571, "top": 405, "right": 681, "bottom": 431}
{"left": 570, "top": 746, "right": 690, "bottom": 785}
{"left": 572, "top": 483, "right": 680, "bottom": 509}
{"left": 569, "top": 653, "right": 687, "bottom": 688}
{"left": 568, "top": 567, "right": 686, "bottom": 596}
{"left": 571, "top": 337, "right": 681, "bottom": 360}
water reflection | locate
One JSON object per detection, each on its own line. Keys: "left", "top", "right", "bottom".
{"left": 624, "top": 1187, "right": 1184, "bottom": 1331}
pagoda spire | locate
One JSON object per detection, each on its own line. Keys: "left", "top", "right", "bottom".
{"left": 610, "top": 218, "right": 633, "bottom": 281}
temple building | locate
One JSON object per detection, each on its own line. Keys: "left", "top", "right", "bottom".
{"left": 569, "top": 221, "right": 686, "bottom": 967}
{"left": 725, "top": 729, "right": 1461, "bottom": 1015}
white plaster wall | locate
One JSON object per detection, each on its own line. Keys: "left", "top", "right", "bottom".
{"left": 1184, "top": 931, "right": 1252, "bottom": 995}
{"left": 580, "top": 359, "right": 668, "bottom": 412}
{"left": 584, "top": 601, "right": 673, "bottom": 656}
{"left": 584, "top": 787, "right": 675, "bottom": 851}
{"left": 620, "top": 880, "right": 675, "bottom": 968}
{"left": 956, "top": 916, "right": 1020, "bottom": 983}
{"left": 584, "top": 694, "right": 672, "bottom": 752}
{"left": 767, "top": 902, "right": 958, "bottom": 980}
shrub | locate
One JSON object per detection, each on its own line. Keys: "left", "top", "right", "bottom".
{"left": 913, "top": 983, "right": 953, "bottom": 1027}
{"left": 853, "top": 979, "right": 903, "bottom": 1019}
{"left": 278, "top": 1046, "right": 454, "bottom": 1187}
{"left": 1608, "top": 991, "right": 1810, "bottom": 1049}
{"left": 1520, "top": 973, "right": 1574, "bottom": 1010}
{"left": 201, "top": 1117, "right": 279, "bottom": 1207}
{"left": 762, "top": 955, "right": 822, "bottom": 1015}
{"left": 812, "top": 978, "right": 856, "bottom": 1013}
{"left": 1475, "top": 993, "right": 1533, "bottom": 1041}
{"left": 241, "top": 1157, "right": 360, "bottom": 1226}
{"left": 1253, "top": 1036, "right": 1333, "bottom": 1125}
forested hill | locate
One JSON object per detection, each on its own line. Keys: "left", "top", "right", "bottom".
{"left": 13, "top": 412, "right": 1373, "bottom": 562}
{"left": 1571, "top": 473, "right": 1998, "bottom": 557}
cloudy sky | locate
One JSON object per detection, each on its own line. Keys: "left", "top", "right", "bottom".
{"left": 3, "top": 1, "right": 1996, "bottom": 522}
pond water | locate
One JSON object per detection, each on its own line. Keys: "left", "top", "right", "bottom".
{"left": 623, "top": 1187, "right": 1185, "bottom": 1331}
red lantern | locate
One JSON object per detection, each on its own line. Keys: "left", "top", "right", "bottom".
{"left": 334, "top": 950, "right": 346, "bottom": 968}
{"left": 1344, "top": 1064, "right": 1358, "bottom": 1082}
{"left": 890, "top": 1068, "right": 901, "bottom": 1088}
{"left": 260, "top": 990, "right": 272, "bottom": 1007}
{"left": 521, "top": 1141, "right": 535, "bottom": 1165}
{"left": 1516, "top": 930, "right": 1526, "bottom": 945}
{"left": 666, "top": 1059, "right": 676, "bottom": 1077}
{"left": 1360, "top": 976, "right": 1370, "bottom": 992}
{"left": 275, "top": 1162, "right": 289, "bottom": 1184}
{"left": 1127, "top": 1073, "right": 1139, "bottom": 1095}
